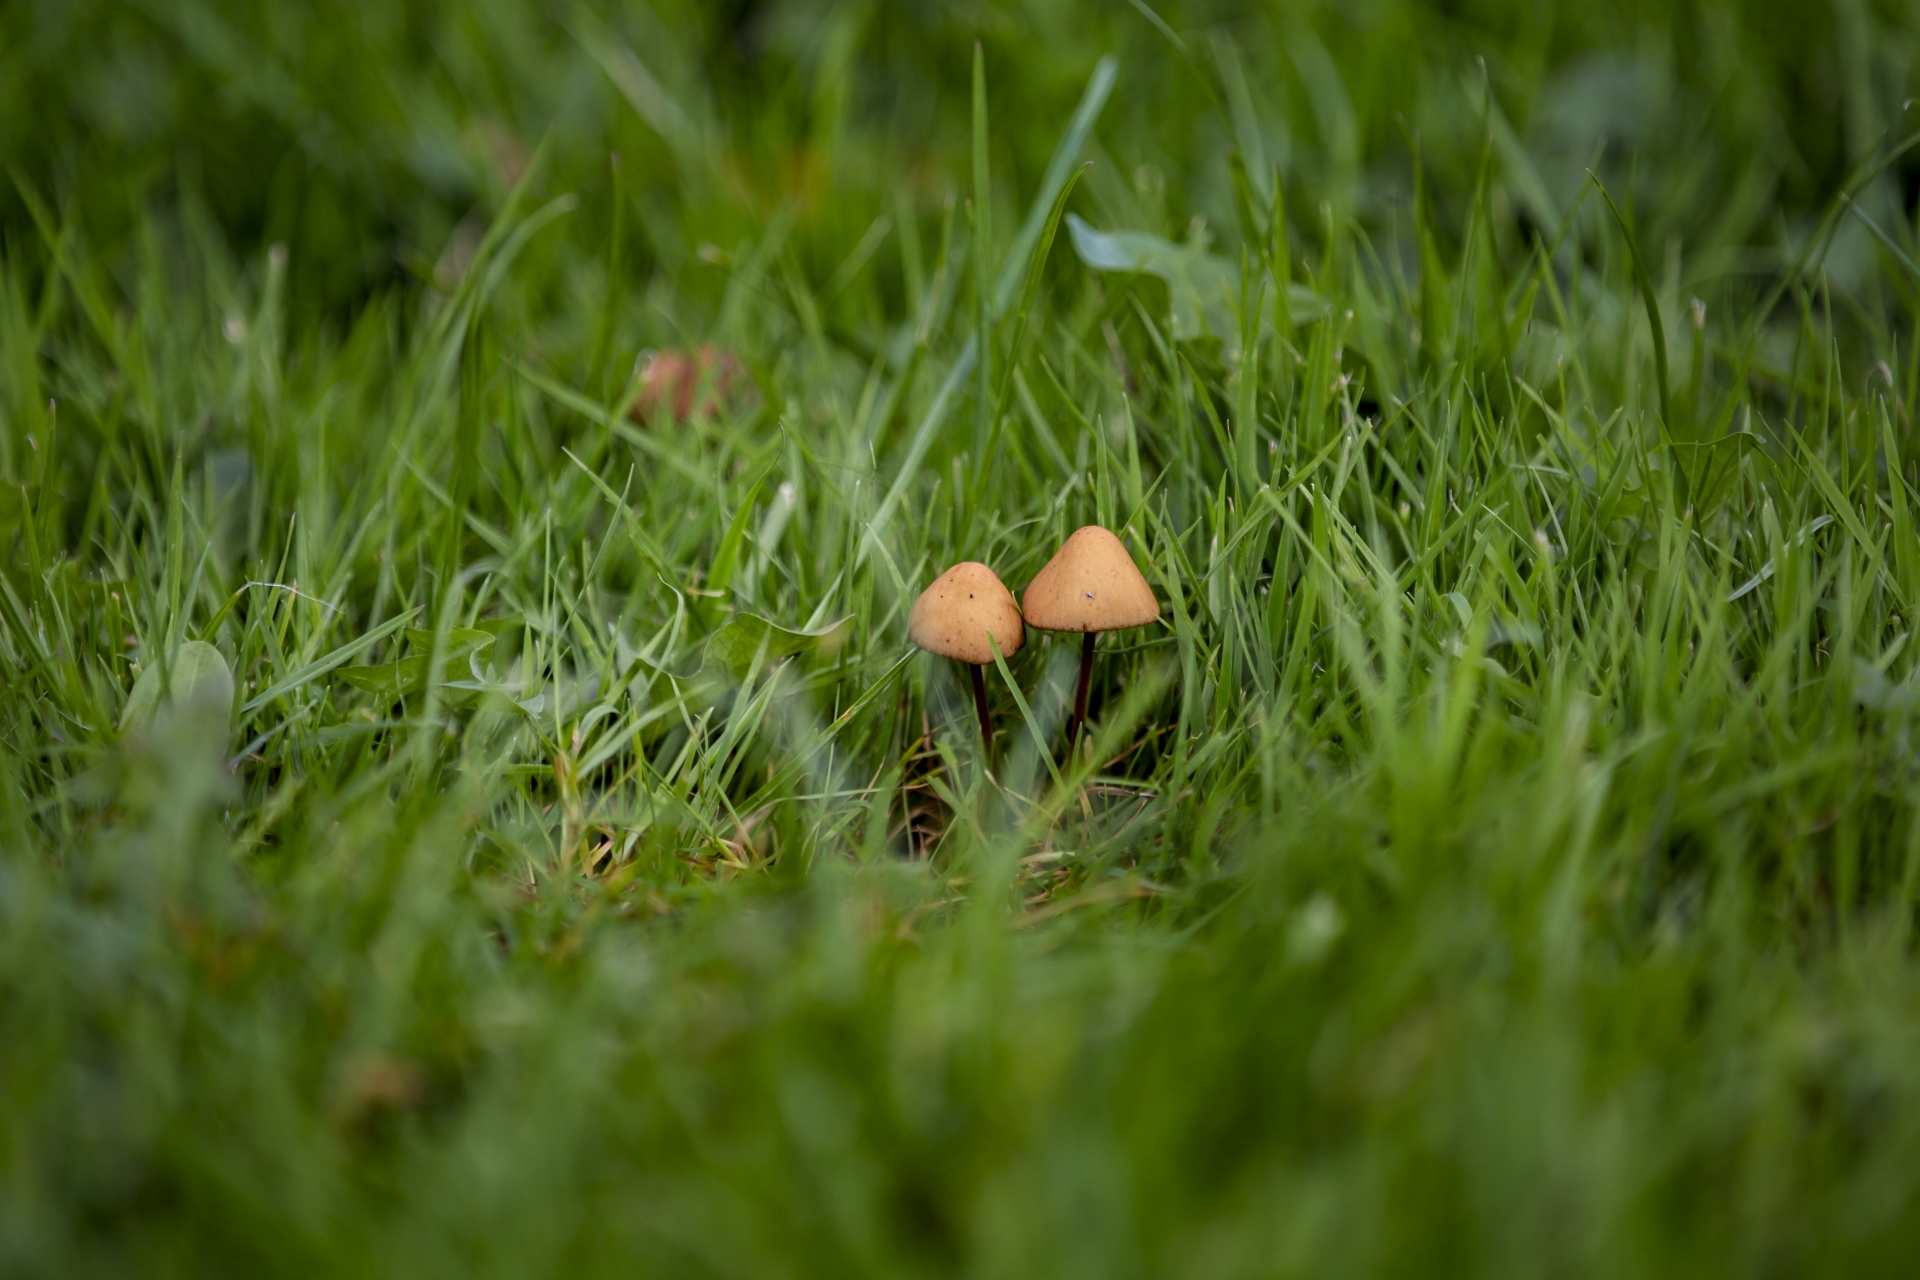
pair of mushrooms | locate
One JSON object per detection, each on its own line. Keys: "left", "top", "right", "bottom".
{"left": 907, "top": 525, "right": 1158, "bottom": 752}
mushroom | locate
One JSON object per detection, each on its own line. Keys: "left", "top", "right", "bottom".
{"left": 1020, "top": 525, "right": 1159, "bottom": 755}
{"left": 908, "top": 561, "right": 1026, "bottom": 748}
{"left": 630, "top": 344, "right": 745, "bottom": 424}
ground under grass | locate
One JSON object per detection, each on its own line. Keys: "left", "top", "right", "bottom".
{"left": 7, "top": 1, "right": 1920, "bottom": 1275}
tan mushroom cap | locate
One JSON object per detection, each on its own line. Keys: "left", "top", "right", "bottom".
{"left": 908, "top": 562, "right": 1026, "bottom": 665}
{"left": 1021, "top": 525, "right": 1159, "bottom": 633}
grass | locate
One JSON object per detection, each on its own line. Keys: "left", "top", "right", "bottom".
{"left": 7, "top": 0, "right": 1920, "bottom": 1274}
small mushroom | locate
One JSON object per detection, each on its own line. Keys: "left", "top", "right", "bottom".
{"left": 630, "top": 345, "right": 746, "bottom": 424}
{"left": 1021, "top": 526, "right": 1159, "bottom": 755}
{"left": 909, "top": 561, "right": 1026, "bottom": 748}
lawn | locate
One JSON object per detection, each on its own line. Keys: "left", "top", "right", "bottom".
{"left": 7, "top": 0, "right": 1920, "bottom": 1274}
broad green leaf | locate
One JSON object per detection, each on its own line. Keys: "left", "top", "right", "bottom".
{"left": 1853, "top": 658, "right": 1920, "bottom": 713}
{"left": 121, "top": 640, "right": 234, "bottom": 730}
{"left": 336, "top": 657, "right": 435, "bottom": 698}
{"left": 1066, "top": 215, "right": 1326, "bottom": 348}
{"left": 701, "top": 613, "right": 853, "bottom": 679}
{"left": 403, "top": 628, "right": 498, "bottom": 660}
{"left": 241, "top": 610, "right": 419, "bottom": 715}
{"left": 338, "top": 630, "right": 497, "bottom": 698}
{"left": 1067, "top": 214, "right": 1238, "bottom": 343}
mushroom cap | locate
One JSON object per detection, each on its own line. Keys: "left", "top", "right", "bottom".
{"left": 1020, "top": 526, "right": 1159, "bottom": 633}
{"left": 908, "top": 562, "right": 1026, "bottom": 665}
{"left": 630, "top": 345, "right": 746, "bottom": 424}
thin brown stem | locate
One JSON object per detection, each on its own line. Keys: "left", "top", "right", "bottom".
{"left": 1069, "top": 630, "right": 1096, "bottom": 757}
{"left": 969, "top": 663, "right": 993, "bottom": 751}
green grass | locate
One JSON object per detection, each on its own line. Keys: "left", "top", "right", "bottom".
{"left": 7, "top": 0, "right": 1920, "bottom": 1274}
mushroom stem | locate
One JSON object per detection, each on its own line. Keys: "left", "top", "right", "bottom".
{"left": 1069, "top": 631, "right": 1096, "bottom": 755}
{"left": 969, "top": 663, "right": 994, "bottom": 750}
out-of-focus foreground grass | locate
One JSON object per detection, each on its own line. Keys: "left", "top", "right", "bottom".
{"left": 7, "top": 0, "right": 1920, "bottom": 1275}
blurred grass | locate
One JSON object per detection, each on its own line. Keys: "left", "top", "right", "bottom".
{"left": 7, "top": 0, "right": 1920, "bottom": 1275}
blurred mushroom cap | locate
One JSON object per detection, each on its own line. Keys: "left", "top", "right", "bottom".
{"left": 908, "top": 562, "right": 1025, "bottom": 666}
{"left": 1020, "top": 526, "right": 1159, "bottom": 633}
{"left": 630, "top": 344, "right": 746, "bottom": 423}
